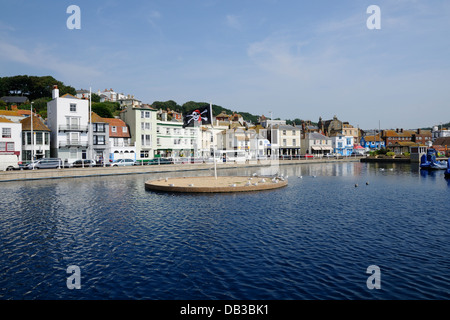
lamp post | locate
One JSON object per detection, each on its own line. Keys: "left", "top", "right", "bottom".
{"left": 31, "top": 102, "right": 34, "bottom": 168}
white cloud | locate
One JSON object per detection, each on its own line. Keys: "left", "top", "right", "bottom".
{"left": 0, "top": 39, "right": 102, "bottom": 82}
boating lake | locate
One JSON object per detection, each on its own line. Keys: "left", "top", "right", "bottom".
{"left": 0, "top": 161, "right": 449, "bottom": 300}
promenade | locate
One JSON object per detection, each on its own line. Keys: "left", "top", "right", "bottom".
{"left": 0, "top": 157, "right": 362, "bottom": 183}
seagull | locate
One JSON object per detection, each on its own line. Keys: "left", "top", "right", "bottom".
{"left": 366, "top": 182, "right": 369, "bottom": 185}
{"left": 253, "top": 183, "right": 258, "bottom": 186}
{"left": 245, "top": 182, "right": 251, "bottom": 186}
{"left": 165, "top": 177, "right": 169, "bottom": 182}
{"left": 169, "top": 184, "right": 174, "bottom": 187}
{"left": 230, "top": 184, "right": 237, "bottom": 187}
{"left": 259, "top": 179, "right": 266, "bottom": 183}
{"left": 189, "top": 184, "right": 194, "bottom": 187}
{"left": 355, "top": 184, "right": 358, "bottom": 187}
{"left": 298, "top": 175, "right": 303, "bottom": 179}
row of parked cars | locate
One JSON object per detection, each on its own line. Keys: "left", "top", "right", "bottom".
{"left": 1, "top": 155, "right": 179, "bottom": 171}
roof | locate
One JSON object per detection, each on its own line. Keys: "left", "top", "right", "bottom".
{"left": 308, "top": 132, "right": 330, "bottom": 140}
{"left": 90, "top": 112, "right": 105, "bottom": 123}
{"left": 383, "top": 129, "right": 415, "bottom": 137}
{"left": 0, "top": 116, "right": 14, "bottom": 123}
{"left": 433, "top": 137, "right": 450, "bottom": 146}
{"left": 0, "top": 110, "right": 22, "bottom": 117}
{"left": 0, "top": 96, "right": 28, "bottom": 103}
{"left": 20, "top": 114, "right": 50, "bottom": 131}
{"left": 102, "top": 117, "right": 130, "bottom": 138}
{"left": 60, "top": 93, "right": 79, "bottom": 99}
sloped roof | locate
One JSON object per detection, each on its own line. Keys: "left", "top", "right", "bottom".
{"left": 102, "top": 117, "right": 130, "bottom": 138}
{"left": 433, "top": 137, "right": 450, "bottom": 146}
{"left": 0, "top": 110, "right": 22, "bottom": 117}
{"left": 20, "top": 114, "right": 50, "bottom": 131}
{"left": 90, "top": 112, "right": 105, "bottom": 123}
{"left": 1, "top": 96, "right": 28, "bottom": 103}
{"left": 0, "top": 116, "right": 14, "bottom": 123}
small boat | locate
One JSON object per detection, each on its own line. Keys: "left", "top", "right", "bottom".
{"left": 445, "top": 158, "right": 450, "bottom": 179}
{"left": 420, "top": 149, "right": 448, "bottom": 170}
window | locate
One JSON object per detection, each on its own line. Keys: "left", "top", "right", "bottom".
{"left": 283, "top": 139, "right": 287, "bottom": 146}
{"left": 70, "top": 104, "right": 77, "bottom": 112}
{"left": 94, "top": 135, "right": 105, "bottom": 145}
{"left": 293, "top": 139, "right": 296, "bottom": 146}
{"left": 145, "top": 111, "right": 151, "bottom": 118}
{"left": 145, "top": 123, "right": 151, "bottom": 130}
{"left": 36, "top": 132, "right": 43, "bottom": 145}
{"left": 282, "top": 130, "right": 286, "bottom": 135}
{"left": 0, "top": 142, "right": 5, "bottom": 151}
{"left": 292, "top": 130, "right": 296, "bottom": 135}
{"left": 45, "top": 132, "right": 49, "bottom": 145}
{"left": 97, "top": 123, "right": 105, "bottom": 133}
{"left": 122, "top": 126, "right": 127, "bottom": 133}
{"left": 2, "top": 128, "right": 11, "bottom": 138}
{"left": 166, "top": 128, "right": 171, "bottom": 135}
{"left": 112, "top": 126, "right": 117, "bottom": 133}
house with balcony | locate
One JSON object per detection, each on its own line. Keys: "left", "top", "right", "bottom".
{"left": 20, "top": 114, "right": 51, "bottom": 161}
{"left": 0, "top": 116, "right": 21, "bottom": 159}
{"left": 47, "top": 85, "right": 89, "bottom": 163}
{"left": 102, "top": 117, "right": 135, "bottom": 161}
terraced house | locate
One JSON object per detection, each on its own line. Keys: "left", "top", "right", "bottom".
{"left": 119, "top": 103, "right": 157, "bottom": 160}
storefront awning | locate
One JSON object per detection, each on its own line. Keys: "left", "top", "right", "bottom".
{"left": 311, "top": 146, "right": 322, "bottom": 150}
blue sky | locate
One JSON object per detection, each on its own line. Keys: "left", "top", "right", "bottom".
{"left": 1, "top": 0, "right": 449, "bottom": 129}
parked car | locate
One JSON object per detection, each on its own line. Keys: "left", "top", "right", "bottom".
{"left": 0, "top": 154, "right": 20, "bottom": 171}
{"left": 71, "top": 159, "right": 97, "bottom": 168}
{"left": 26, "top": 158, "right": 62, "bottom": 169}
{"left": 111, "top": 159, "right": 136, "bottom": 166}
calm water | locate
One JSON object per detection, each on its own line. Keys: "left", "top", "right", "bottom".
{"left": 0, "top": 162, "right": 449, "bottom": 300}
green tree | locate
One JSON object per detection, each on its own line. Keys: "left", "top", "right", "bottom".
{"left": 92, "top": 103, "right": 114, "bottom": 118}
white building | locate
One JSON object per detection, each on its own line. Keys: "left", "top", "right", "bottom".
{"left": 331, "top": 134, "right": 354, "bottom": 156}
{"left": 96, "top": 88, "right": 126, "bottom": 102}
{"left": 103, "top": 117, "right": 136, "bottom": 161}
{"left": 47, "top": 85, "right": 90, "bottom": 164}
{"left": 0, "top": 116, "right": 22, "bottom": 160}
{"left": 432, "top": 125, "right": 450, "bottom": 142}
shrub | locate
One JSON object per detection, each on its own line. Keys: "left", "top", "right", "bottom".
{"left": 386, "top": 152, "right": 395, "bottom": 157}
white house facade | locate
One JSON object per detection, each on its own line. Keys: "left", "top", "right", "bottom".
{"left": 47, "top": 85, "right": 90, "bottom": 164}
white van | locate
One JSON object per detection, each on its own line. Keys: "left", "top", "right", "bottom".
{"left": 0, "top": 154, "right": 20, "bottom": 171}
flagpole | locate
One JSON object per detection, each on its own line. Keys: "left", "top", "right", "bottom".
{"left": 89, "top": 87, "right": 92, "bottom": 160}
{"left": 210, "top": 102, "right": 217, "bottom": 179}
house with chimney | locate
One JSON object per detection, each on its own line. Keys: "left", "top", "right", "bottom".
{"left": 47, "top": 85, "right": 90, "bottom": 164}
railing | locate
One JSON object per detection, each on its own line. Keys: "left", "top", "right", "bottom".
{"left": 58, "top": 125, "right": 89, "bottom": 131}
{"left": 59, "top": 140, "right": 88, "bottom": 147}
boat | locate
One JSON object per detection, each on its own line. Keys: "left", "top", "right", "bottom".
{"left": 420, "top": 149, "right": 448, "bottom": 170}
{"left": 445, "top": 158, "right": 450, "bottom": 179}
